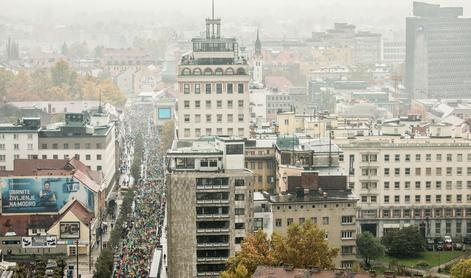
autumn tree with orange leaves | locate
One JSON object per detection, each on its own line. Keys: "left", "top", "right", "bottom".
{"left": 220, "top": 221, "right": 338, "bottom": 278}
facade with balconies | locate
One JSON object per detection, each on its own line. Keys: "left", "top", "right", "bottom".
{"left": 166, "top": 136, "right": 254, "bottom": 278}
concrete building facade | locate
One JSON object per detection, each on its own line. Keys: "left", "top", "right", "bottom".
{"left": 166, "top": 136, "right": 254, "bottom": 278}
{"left": 405, "top": 2, "right": 471, "bottom": 101}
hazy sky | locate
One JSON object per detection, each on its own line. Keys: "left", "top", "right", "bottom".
{"left": 1, "top": 0, "right": 470, "bottom": 38}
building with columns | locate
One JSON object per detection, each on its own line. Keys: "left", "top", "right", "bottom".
{"left": 176, "top": 9, "right": 250, "bottom": 139}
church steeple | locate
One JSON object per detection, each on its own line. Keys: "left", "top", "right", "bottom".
{"left": 255, "top": 29, "right": 262, "bottom": 56}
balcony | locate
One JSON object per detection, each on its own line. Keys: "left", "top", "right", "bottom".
{"left": 197, "top": 242, "right": 230, "bottom": 248}
{"left": 197, "top": 228, "right": 230, "bottom": 234}
{"left": 197, "top": 214, "right": 229, "bottom": 219}
{"left": 197, "top": 184, "right": 229, "bottom": 190}
{"left": 197, "top": 257, "right": 228, "bottom": 263}
{"left": 197, "top": 271, "right": 221, "bottom": 277}
{"left": 197, "top": 199, "right": 229, "bottom": 205}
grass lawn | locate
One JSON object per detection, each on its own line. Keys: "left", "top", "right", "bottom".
{"left": 378, "top": 251, "right": 464, "bottom": 269}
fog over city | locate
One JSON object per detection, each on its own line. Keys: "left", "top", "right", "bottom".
{"left": 1, "top": 0, "right": 471, "bottom": 277}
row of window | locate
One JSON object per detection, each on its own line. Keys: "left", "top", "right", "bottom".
{"left": 183, "top": 113, "right": 245, "bottom": 124}
{"left": 0, "top": 133, "right": 34, "bottom": 140}
{"left": 274, "top": 215, "right": 354, "bottom": 227}
{"left": 246, "top": 161, "right": 275, "bottom": 170}
{"left": 361, "top": 153, "right": 471, "bottom": 163}
{"left": 181, "top": 67, "right": 246, "bottom": 76}
{"left": 254, "top": 175, "right": 275, "bottom": 184}
{"left": 361, "top": 194, "right": 471, "bottom": 203}
{"left": 0, "top": 153, "right": 102, "bottom": 163}
{"left": 0, "top": 143, "right": 34, "bottom": 151}
{"left": 378, "top": 167, "right": 471, "bottom": 176}
{"left": 384, "top": 194, "right": 471, "bottom": 203}
{"left": 183, "top": 128, "right": 245, "bottom": 137}
{"left": 183, "top": 99, "right": 245, "bottom": 110}
{"left": 378, "top": 209, "right": 471, "bottom": 221}
{"left": 182, "top": 83, "right": 245, "bottom": 94}
{"left": 40, "top": 143, "right": 103, "bottom": 150}
{"left": 362, "top": 180, "right": 471, "bottom": 190}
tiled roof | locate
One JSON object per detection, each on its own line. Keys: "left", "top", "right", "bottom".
{"left": 2, "top": 158, "right": 102, "bottom": 192}
{"left": 0, "top": 215, "right": 59, "bottom": 236}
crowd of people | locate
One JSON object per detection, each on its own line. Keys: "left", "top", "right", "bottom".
{"left": 113, "top": 104, "right": 167, "bottom": 277}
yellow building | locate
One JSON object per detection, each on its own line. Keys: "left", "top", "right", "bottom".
{"left": 245, "top": 139, "right": 278, "bottom": 192}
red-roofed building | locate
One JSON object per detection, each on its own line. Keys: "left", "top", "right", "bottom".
{"left": 265, "top": 76, "right": 294, "bottom": 92}
{"left": 0, "top": 200, "right": 98, "bottom": 256}
{"left": 0, "top": 158, "right": 105, "bottom": 256}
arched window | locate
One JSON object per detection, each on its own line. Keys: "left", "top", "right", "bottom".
{"left": 182, "top": 68, "right": 191, "bottom": 75}
{"left": 204, "top": 68, "right": 213, "bottom": 75}
{"left": 225, "top": 68, "right": 234, "bottom": 75}
{"left": 215, "top": 68, "right": 223, "bottom": 75}
{"left": 236, "top": 68, "right": 246, "bottom": 75}
{"left": 193, "top": 68, "right": 202, "bottom": 75}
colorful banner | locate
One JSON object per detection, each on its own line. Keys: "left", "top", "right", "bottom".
{"left": 1, "top": 177, "right": 94, "bottom": 213}
{"left": 22, "top": 236, "right": 57, "bottom": 248}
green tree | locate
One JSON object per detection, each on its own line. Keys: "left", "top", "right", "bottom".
{"left": 451, "top": 258, "right": 471, "bottom": 278}
{"left": 94, "top": 247, "right": 114, "bottom": 278}
{"left": 356, "top": 231, "right": 384, "bottom": 267}
{"left": 50, "top": 60, "right": 73, "bottom": 86}
{"left": 381, "top": 226, "right": 424, "bottom": 257}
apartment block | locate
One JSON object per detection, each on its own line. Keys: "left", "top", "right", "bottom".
{"left": 166, "top": 136, "right": 254, "bottom": 278}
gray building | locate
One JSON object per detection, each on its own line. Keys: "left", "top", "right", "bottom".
{"left": 166, "top": 136, "right": 254, "bottom": 278}
{"left": 405, "top": 2, "right": 471, "bottom": 101}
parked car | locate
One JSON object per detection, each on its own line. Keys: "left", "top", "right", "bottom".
{"left": 426, "top": 238, "right": 435, "bottom": 251}
{"left": 444, "top": 236, "right": 453, "bottom": 251}
{"left": 46, "top": 259, "right": 57, "bottom": 269}
{"left": 436, "top": 241, "right": 444, "bottom": 251}
{"left": 454, "top": 243, "right": 463, "bottom": 251}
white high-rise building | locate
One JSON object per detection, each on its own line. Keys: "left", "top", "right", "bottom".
{"left": 176, "top": 8, "right": 250, "bottom": 139}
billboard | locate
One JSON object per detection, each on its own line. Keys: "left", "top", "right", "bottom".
{"left": 1, "top": 177, "right": 94, "bottom": 214}
{"left": 22, "top": 236, "right": 57, "bottom": 248}
{"left": 158, "top": 108, "right": 171, "bottom": 119}
{"left": 60, "top": 222, "right": 80, "bottom": 239}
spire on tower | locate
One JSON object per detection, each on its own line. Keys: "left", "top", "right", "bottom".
{"left": 255, "top": 28, "right": 262, "bottom": 56}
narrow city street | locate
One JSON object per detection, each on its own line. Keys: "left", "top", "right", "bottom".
{"left": 109, "top": 105, "right": 168, "bottom": 277}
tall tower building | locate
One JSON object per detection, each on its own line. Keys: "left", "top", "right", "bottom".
{"left": 176, "top": 2, "right": 250, "bottom": 139}
{"left": 405, "top": 2, "right": 471, "bottom": 102}
{"left": 252, "top": 29, "right": 264, "bottom": 85}
{"left": 166, "top": 137, "right": 254, "bottom": 278}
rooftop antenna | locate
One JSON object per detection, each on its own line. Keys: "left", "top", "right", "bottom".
{"left": 212, "top": 0, "right": 215, "bottom": 20}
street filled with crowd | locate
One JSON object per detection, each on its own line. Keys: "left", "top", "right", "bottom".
{"left": 113, "top": 105, "right": 167, "bottom": 277}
